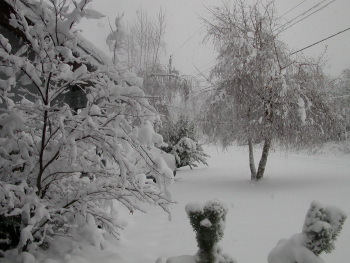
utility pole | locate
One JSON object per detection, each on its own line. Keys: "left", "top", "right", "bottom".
{"left": 168, "top": 55, "right": 172, "bottom": 81}
{"left": 168, "top": 55, "right": 172, "bottom": 73}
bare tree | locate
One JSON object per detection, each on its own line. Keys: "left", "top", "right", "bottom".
{"left": 124, "top": 7, "right": 166, "bottom": 74}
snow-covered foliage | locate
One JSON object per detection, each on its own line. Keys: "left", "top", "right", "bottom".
{"left": 268, "top": 201, "right": 346, "bottom": 263}
{"left": 303, "top": 201, "right": 347, "bottom": 255}
{"left": 169, "top": 199, "right": 236, "bottom": 263}
{"left": 330, "top": 68, "right": 350, "bottom": 139}
{"left": 0, "top": 0, "right": 172, "bottom": 258}
{"left": 161, "top": 115, "right": 209, "bottom": 169}
{"left": 162, "top": 200, "right": 235, "bottom": 263}
{"left": 202, "top": 0, "right": 340, "bottom": 180}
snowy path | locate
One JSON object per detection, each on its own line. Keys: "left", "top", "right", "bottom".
{"left": 112, "top": 146, "right": 350, "bottom": 263}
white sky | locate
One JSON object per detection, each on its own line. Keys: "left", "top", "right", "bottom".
{"left": 79, "top": 0, "right": 350, "bottom": 80}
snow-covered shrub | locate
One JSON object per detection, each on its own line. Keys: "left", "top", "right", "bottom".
{"left": 268, "top": 201, "right": 346, "bottom": 263}
{"left": 303, "top": 201, "right": 347, "bottom": 255}
{"left": 162, "top": 200, "right": 235, "bottom": 263}
{"left": 184, "top": 200, "right": 235, "bottom": 263}
{"left": 161, "top": 115, "right": 209, "bottom": 169}
{"left": 0, "top": 0, "right": 172, "bottom": 258}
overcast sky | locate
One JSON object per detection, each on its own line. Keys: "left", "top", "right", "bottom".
{"left": 79, "top": 0, "right": 350, "bottom": 80}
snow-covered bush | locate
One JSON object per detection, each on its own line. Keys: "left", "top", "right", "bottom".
{"left": 161, "top": 115, "right": 209, "bottom": 169}
{"left": 0, "top": 0, "right": 172, "bottom": 258}
{"left": 268, "top": 201, "right": 347, "bottom": 263}
{"left": 165, "top": 200, "right": 235, "bottom": 263}
{"left": 303, "top": 201, "right": 347, "bottom": 255}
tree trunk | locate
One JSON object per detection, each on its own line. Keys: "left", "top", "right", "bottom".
{"left": 248, "top": 138, "right": 257, "bottom": 180}
{"left": 256, "top": 138, "right": 272, "bottom": 180}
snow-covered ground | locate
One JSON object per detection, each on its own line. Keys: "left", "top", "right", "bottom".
{"left": 21, "top": 144, "right": 350, "bottom": 263}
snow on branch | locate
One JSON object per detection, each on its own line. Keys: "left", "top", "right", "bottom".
{"left": 0, "top": 0, "right": 173, "bottom": 258}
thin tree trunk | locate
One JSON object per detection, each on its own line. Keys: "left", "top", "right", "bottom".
{"left": 256, "top": 138, "right": 272, "bottom": 180}
{"left": 248, "top": 138, "right": 257, "bottom": 180}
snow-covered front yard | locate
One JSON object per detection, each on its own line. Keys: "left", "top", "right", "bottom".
{"left": 19, "top": 144, "right": 350, "bottom": 263}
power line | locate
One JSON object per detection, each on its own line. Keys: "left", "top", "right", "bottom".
{"left": 193, "top": 65, "right": 214, "bottom": 78}
{"left": 191, "top": 5, "right": 323, "bottom": 78}
{"left": 193, "top": 85, "right": 215, "bottom": 94}
{"left": 278, "top": 0, "right": 336, "bottom": 34}
{"left": 191, "top": 6, "right": 342, "bottom": 84}
{"left": 276, "top": 0, "right": 329, "bottom": 33}
{"left": 290, "top": 26, "right": 350, "bottom": 55}
{"left": 190, "top": 1, "right": 326, "bottom": 76}
{"left": 191, "top": 57, "right": 217, "bottom": 75}
{"left": 277, "top": 0, "right": 309, "bottom": 19}
{"left": 175, "top": 2, "right": 318, "bottom": 78}
{"left": 184, "top": 1, "right": 342, "bottom": 95}
{"left": 170, "top": 26, "right": 204, "bottom": 56}
{"left": 193, "top": 26, "right": 350, "bottom": 93}
{"left": 191, "top": 57, "right": 220, "bottom": 79}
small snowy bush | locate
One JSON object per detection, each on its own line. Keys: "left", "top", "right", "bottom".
{"left": 303, "top": 201, "right": 347, "bottom": 255}
{"left": 162, "top": 200, "right": 235, "bottom": 263}
{"left": 184, "top": 200, "right": 235, "bottom": 263}
{"left": 268, "top": 201, "right": 347, "bottom": 263}
{"left": 161, "top": 115, "right": 209, "bottom": 169}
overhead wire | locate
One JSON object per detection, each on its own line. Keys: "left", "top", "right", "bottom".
{"left": 179, "top": 1, "right": 334, "bottom": 68}
{"left": 170, "top": 1, "right": 318, "bottom": 83}
{"left": 170, "top": 26, "right": 204, "bottom": 56}
{"left": 277, "top": 0, "right": 309, "bottom": 19}
{"left": 193, "top": 21, "right": 348, "bottom": 97}
{"left": 276, "top": 0, "right": 328, "bottom": 33}
{"left": 191, "top": 1, "right": 331, "bottom": 81}
{"left": 290, "top": 26, "right": 350, "bottom": 55}
{"left": 193, "top": 65, "right": 214, "bottom": 78}
{"left": 277, "top": 0, "right": 336, "bottom": 34}
{"left": 170, "top": 0, "right": 343, "bottom": 100}
{"left": 194, "top": 26, "right": 350, "bottom": 96}
{"left": 191, "top": 61, "right": 216, "bottom": 77}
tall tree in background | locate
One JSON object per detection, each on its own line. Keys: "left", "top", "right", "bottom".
{"left": 123, "top": 8, "right": 193, "bottom": 114}
{"left": 118, "top": 8, "right": 203, "bottom": 113}
{"left": 125, "top": 7, "right": 166, "bottom": 74}
{"left": 202, "top": 0, "right": 339, "bottom": 180}
{"left": 332, "top": 68, "right": 350, "bottom": 139}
